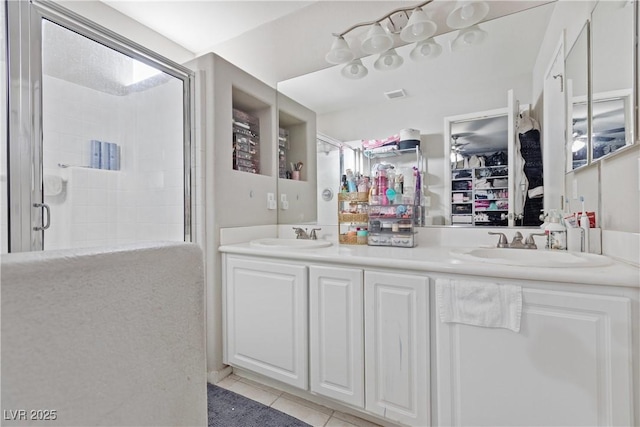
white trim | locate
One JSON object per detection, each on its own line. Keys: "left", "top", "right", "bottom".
{"left": 207, "top": 366, "right": 233, "bottom": 384}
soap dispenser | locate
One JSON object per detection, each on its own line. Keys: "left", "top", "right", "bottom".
{"left": 545, "top": 210, "right": 567, "bottom": 250}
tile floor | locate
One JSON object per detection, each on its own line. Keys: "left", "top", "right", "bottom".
{"left": 215, "top": 374, "right": 382, "bottom": 427}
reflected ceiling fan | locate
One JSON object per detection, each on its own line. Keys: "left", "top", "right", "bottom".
{"left": 451, "top": 134, "right": 472, "bottom": 152}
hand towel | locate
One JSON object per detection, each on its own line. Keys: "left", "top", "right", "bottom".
{"left": 435, "top": 278, "right": 523, "bottom": 332}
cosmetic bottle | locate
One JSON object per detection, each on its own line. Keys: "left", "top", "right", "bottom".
{"left": 90, "top": 140, "right": 101, "bottom": 169}
{"left": 346, "top": 169, "right": 357, "bottom": 192}
{"left": 545, "top": 210, "right": 567, "bottom": 250}
{"left": 580, "top": 212, "right": 590, "bottom": 253}
{"left": 357, "top": 176, "right": 368, "bottom": 193}
{"left": 377, "top": 170, "right": 388, "bottom": 205}
{"left": 579, "top": 196, "right": 590, "bottom": 253}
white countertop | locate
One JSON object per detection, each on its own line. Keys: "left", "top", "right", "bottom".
{"left": 219, "top": 242, "right": 640, "bottom": 288}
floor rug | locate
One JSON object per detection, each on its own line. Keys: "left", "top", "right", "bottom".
{"left": 207, "top": 383, "right": 311, "bottom": 427}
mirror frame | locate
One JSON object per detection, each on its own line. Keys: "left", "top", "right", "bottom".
{"left": 565, "top": 20, "right": 591, "bottom": 173}
{"left": 444, "top": 103, "right": 515, "bottom": 227}
{"left": 589, "top": 0, "right": 637, "bottom": 163}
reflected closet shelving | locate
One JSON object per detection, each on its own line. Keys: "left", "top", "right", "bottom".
{"left": 451, "top": 165, "right": 509, "bottom": 226}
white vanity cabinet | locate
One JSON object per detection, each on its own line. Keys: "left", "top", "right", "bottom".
{"left": 435, "top": 284, "right": 634, "bottom": 427}
{"left": 364, "top": 270, "right": 431, "bottom": 427}
{"left": 310, "top": 267, "right": 432, "bottom": 425}
{"left": 309, "top": 265, "right": 364, "bottom": 407}
{"left": 223, "top": 255, "right": 308, "bottom": 389}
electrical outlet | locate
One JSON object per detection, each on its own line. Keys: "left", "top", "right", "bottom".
{"left": 281, "top": 200, "right": 289, "bottom": 210}
{"left": 281, "top": 194, "right": 287, "bottom": 202}
{"left": 267, "top": 193, "right": 276, "bottom": 210}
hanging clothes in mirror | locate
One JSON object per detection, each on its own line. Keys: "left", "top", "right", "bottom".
{"left": 516, "top": 113, "right": 543, "bottom": 226}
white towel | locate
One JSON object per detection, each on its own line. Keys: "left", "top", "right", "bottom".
{"left": 435, "top": 279, "right": 523, "bottom": 332}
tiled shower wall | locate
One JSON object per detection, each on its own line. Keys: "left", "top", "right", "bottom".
{"left": 43, "top": 75, "right": 184, "bottom": 250}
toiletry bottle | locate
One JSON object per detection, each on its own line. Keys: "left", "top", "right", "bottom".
{"left": 357, "top": 175, "right": 367, "bottom": 193}
{"left": 580, "top": 211, "right": 590, "bottom": 253}
{"left": 377, "top": 170, "right": 388, "bottom": 205}
{"left": 346, "top": 169, "right": 357, "bottom": 192}
{"left": 545, "top": 211, "right": 567, "bottom": 250}
{"left": 341, "top": 174, "right": 348, "bottom": 193}
{"left": 394, "top": 176, "right": 402, "bottom": 202}
{"left": 369, "top": 179, "right": 377, "bottom": 203}
{"left": 579, "top": 196, "right": 590, "bottom": 253}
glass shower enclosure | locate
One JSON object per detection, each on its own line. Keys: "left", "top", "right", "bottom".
{"left": 4, "top": 0, "right": 194, "bottom": 253}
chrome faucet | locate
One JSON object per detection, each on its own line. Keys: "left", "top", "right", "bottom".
{"left": 524, "top": 232, "right": 547, "bottom": 249}
{"left": 293, "top": 227, "right": 322, "bottom": 240}
{"left": 309, "top": 228, "right": 322, "bottom": 240}
{"left": 488, "top": 232, "right": 509, "bottom": 248}
{"left": 509, "top": 231, "right": 525, "bottom": 249}
{"left": 293, "top": 227, "right": 310, "bottom": 239}
{"left": 488, "top": 231, "right": 544, "bottom": 249}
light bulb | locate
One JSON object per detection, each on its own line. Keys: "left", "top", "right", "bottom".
{"left": 463, "top": 31, "right": 476, "bottom": 44}
{"left": 372, "top": 37, "right": 387, "bottom": 51}
{"left": 461, "top": 3, "right": 475, "bottom": 21}
{"left": 412, "top": 23, "right": 424, "bottom": 37}
{"left": 420, "top": 44, "right": 432, "bottom": 56}
{"left": 349, "top": 64, "right": 358, "bottom": 75}
{"left": 572, "top": 139, "right": 586, "bottom": 152}
{"left": 384, "top": 55, "right": 393, "bottom": 66}
{"left": 336, "top": 52, "right": 350, "bottom": 62}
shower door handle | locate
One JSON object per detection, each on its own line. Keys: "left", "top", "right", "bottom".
{"left": 33, "top": 202, "right": 51, "bottom": 231}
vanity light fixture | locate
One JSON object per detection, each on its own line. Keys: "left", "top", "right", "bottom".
{"left": 374, "top": 48, "right": 404, "bottom": 71}
{"left": 325, "top": 36, "right": 355, "bottom": 64}
{"left": 410, "top": 39, "right": 443, "bottom": 61}
{"left": 400, "top": 7, "right": 437, "bottom": 43}
{"left": 451, "top": 25, "right": 487, "bottom": 51}
{"left": 341, "top": 59, "right": 368, "bottom": 79}
{"left": 326, "top": 0, "right": 489, "bottom": 78}
{"left": 446, "top": 0, "right": 490, "bottom": 29}
{"left": 361, "top": 23, "right": 394, "bottom": 55}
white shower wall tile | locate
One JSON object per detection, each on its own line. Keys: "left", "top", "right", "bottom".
{"left": 43, "top": 75, "right": 185, "bottom": 249}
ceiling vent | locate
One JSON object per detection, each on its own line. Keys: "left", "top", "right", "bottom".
{"left": 384, "top": 89, "right": 406, "bottom": 100}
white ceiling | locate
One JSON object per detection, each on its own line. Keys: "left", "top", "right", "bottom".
{"left": 101, "top": 0, "right": 315, "bottom": 55}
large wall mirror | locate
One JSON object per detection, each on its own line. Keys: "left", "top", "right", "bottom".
{"left": 277, "top": 2, "right": 556, "bottom": 227}
{"left": 590, "top": 0, "right": 635, "bottom": 161}
{"left": 276, "top": 0, "right": 638, "bottom": 227}
{"left": 565, "top": 0, "right": 637, "bottom": 174}
{"left": 565, "top": 21, "right": 589, "bottom": 171}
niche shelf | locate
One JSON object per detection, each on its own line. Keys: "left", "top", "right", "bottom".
{"left": 278, "top": 109, "right": 307, "bottom": 181}
{"left": 232, "top": 86, "right": 273, "bottom": 177}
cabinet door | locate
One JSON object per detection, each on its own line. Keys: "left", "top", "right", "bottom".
{"left": 435, "top": 286, "right": 633, "bottom": 426}
{"left": 224, "top": 256, "right": 308, "bottom": 389}
{"left": 309, "top": 265, "right": 364, "bottom": 408}
{"left": 364, "top": 271, "right": 430, "bottom": 426}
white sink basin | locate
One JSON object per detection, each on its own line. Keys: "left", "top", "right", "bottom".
{"left": 250, "top": 238, "right": 332, "bottom": 249}
{"left": 450, "top": 247, "right": 612, "bottom": 268}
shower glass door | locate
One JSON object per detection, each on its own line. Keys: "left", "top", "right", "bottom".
{"left": 6, "top": 1, "right": 193, "bottom": 252}
{"left": 1, "top": 2, "right": 8, "bottom": 254}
